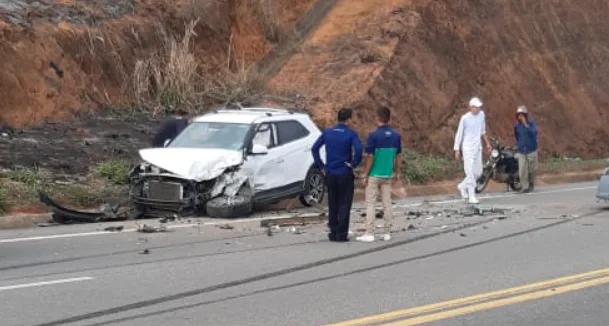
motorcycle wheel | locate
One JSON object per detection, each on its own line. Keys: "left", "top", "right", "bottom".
{"left": 475, "top": 174, "right": 491, "bottom": 194}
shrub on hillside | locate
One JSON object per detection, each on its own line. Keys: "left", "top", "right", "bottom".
{"left": 400, "top": 149, "right": 459, "bottom": 185}
{"left": 132, "top": 19, "right": 266, "bottom": 115}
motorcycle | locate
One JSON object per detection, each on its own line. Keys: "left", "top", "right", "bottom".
{"left": 475, "top": 136, "right": 523, "bottom": 193}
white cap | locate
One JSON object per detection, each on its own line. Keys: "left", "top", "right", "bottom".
{"left": 469, "top": 97, "right": 483, "bottom": 108}
{"left": 516, "top": 105, "right": 528, "bottom": 114}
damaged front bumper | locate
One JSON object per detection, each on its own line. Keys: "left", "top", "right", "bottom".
{"left": 128, "top": 166, "right": 249, "bottom": 218}
{"left": 38, "top": 192, "right": 125, "bottom": 224}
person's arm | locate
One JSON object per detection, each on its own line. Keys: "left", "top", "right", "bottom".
{"left": 453, "top": 116, "right": 465, "bottom": 160}
{"left": 394, "top": 134, "right": 403, "bottom": 181}
{"left": 481, "top": 114, "right": 492, "bottom": 153}
{"left": 311, "top": 132, "right": 325, "bottom": 170}
{"left": 350, "top": 133, "right": 363, "bottom": 168}
{"left": 361, "top": 133, "right": 376, "bottom": 179}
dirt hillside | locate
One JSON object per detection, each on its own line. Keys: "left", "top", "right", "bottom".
{"left": 0, "top": 0, "right": 316, "bottom": 127}
{"left": 271, "top": 0, "right": 609, "bottom": 159}
{"left": 2, "top": 0, "right": 609, "bottom": 159}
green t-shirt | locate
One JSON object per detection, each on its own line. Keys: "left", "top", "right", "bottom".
{"left": 365, "top": 125, "right": 402, "bottom": 178}
{"left": 369, "top": 148, "right": 398, "bottom": 178}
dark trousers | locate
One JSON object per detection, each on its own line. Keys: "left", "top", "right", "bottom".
{"left": 326, "top": 173, "right": 355, "bottom": 240}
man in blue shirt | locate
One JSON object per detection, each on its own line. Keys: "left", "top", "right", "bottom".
{"left": 312, "top": 108, "right": 363, "bottom": 242}
{"left": 514, "top": 105, "right": 539, "bottom": 193}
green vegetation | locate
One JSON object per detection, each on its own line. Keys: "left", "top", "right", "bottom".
{"left": 0, "top": 183, "right": 6, "bottom": 215}
{"left": 398, "top": 149, "right": 608, "bottom": 185}
{"left": 92, "top": 158, "right": 132, "bottom": 185}
{"left": 399, "top": 149, "right": 459, "bottom": 185}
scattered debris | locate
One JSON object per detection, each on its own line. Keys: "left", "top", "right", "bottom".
{"left": 137, "top": 224, "right": 168, "bottom": 233}
{"left": 39, "top": 191, "right": 127, "bottom": 224}
{"left": 104, "top": 225, "right": 124, "bottom": 232}
{"left": 159, "top": 216, "right": 177, "bottom": 223}
{"left": 36, "top": 222, "right": 60, "bottom": 227}
{"left": 407, "top": 224, "right": 416, "bottom": 230}
{"left": 139, "top": 249, "right": 150, "bottom": 255}
{"left": 459, "top": 233, "right": 467, "bottom": 237}
{"left": 580, "top": 223, "right": 594, "bottom": 226}
{"left": 482, "top": 226, "right": 489, "bottom": 230}
{"left": 216, "top": 223, "right": 235, "bottom": 230}
{"left": 495, "top": 216, "right": 508, "bottom": 220}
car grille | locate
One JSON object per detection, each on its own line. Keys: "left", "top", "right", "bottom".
{"left": 147, "top": 181, "right": 183, "bottom": 201}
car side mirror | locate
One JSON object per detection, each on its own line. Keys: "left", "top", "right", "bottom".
{"left": 163, "top": 139, "right": 171, "bottom": 147}
{"left": 250, "top": 144, "right": 269, "bottom": 155}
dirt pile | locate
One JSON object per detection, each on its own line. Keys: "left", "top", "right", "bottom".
{"left": 0, "top": 0, "right": 317, "bottom": 127}
{"left": 271, "top": 0, "right": 609, "bottom": 158}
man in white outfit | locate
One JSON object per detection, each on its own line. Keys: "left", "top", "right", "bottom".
{"left": 453, "top": 97, "right": 492, "bottom": 204}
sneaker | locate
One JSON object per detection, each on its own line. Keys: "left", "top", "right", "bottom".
{"left": 468, "top": 197, "right": 480, "bottom": 204}
{"left": 383, "top": 233, "right": 391, "bottom": 241}
{"left": 356, "top": 234, "right": 375, "bottom": 243}
{"left": 457, "top": 183, "right": 469, "bottom": 199}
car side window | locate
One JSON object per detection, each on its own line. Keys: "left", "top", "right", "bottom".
{"left": 275, "top": 120, "right": 310, "bottom": 146}
{"left": 252, "top": 123, "right": 276, "bottom": 148}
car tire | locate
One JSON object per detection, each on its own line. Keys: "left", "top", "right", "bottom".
{"left": 206, "top": 186, "right": 254, "bottom": 218}
{"left": 299, "top": 167, "right": 326, "bottom": 207}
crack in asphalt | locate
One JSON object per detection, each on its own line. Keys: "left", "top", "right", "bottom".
{"left": 29, "top": 213, "right": 534, "bottom": 326}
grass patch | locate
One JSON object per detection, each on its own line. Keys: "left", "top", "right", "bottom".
{"left": 0, "top": 183, "right": 6, "bottom": 215}
{"left": 538, "top": 158, "right": 607, "bottom": 174}
{"left": 92, "top": 158, "right": 132, "bottom": 185}
{"left": 398, "top": 150, "right": 607, "bottom": 185}
{"left": 400, "top": 149, "right": 459, "bottom": 185}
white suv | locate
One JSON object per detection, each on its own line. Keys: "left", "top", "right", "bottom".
{"left": 128, "top": 107, "right": 326, "bottom": 219}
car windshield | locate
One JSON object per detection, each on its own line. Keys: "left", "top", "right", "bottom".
{"left": 168, "top": 122, "right": 251, "bottom": 150}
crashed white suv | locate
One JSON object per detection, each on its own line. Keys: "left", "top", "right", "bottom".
{"left": 128, "top": 108, "right": 326, "bottom": 219}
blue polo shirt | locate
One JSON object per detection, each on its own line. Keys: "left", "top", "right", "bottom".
{"left": 365, "top": 125, "right": 402, "bottom": 178}
{"left": 514, "top": 120, "right": 538, "bottom": 154}
{"left": 312, "top": 123, "right": 363, "bottom": 175}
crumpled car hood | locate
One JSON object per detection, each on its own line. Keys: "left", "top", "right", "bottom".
{"left": 139, "top": 147, "right": 244, "bottom": 182}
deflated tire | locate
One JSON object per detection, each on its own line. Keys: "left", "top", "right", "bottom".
{"left": 206, "top": 194, "right": 253, "bottom": 218}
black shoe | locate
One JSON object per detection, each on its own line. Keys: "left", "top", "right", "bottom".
{"left": 334, "top": 238, "right": 350, "bottom": 243}
{"left": 520, "top": 188, "right": 530, "bottom": 194}
{"left": 328, "top": 233, "right": 337, "bottom": 242}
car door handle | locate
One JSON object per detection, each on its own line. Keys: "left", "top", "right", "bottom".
{"left": 276, "top": 159, "right": 284, "bottom": 163}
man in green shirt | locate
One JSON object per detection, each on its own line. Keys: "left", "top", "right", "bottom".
{"left": 357, "top": 107, "right": 402, "bottom": 243}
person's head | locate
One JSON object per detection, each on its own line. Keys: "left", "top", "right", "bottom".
{"left": 468, "top": 97, "right": 483, "bottom": 114}
{"left": 516, "top": 105, "right": 528, "bottom": 122}
{"left": 337, "top": 108, "right": 353, "bottom": 124}
{"left": 174, "top": 109, "right": 192, "bottom": 123}
{"left": 376, "top": 106, "right": 391, "bottom": 125}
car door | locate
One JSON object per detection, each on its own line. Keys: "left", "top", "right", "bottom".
{"left": 240, "top": 123, "right": 285, "bottom": 192}
{"left": 274, "top": 120, "right": 313, "bottom": 187}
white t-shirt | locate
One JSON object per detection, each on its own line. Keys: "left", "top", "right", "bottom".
{"left": 453, "top": 111, "right": 486, "bottom": 151}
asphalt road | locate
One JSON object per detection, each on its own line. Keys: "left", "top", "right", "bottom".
{"left": 1, "top": 181, "right": 608, "bottom": 326}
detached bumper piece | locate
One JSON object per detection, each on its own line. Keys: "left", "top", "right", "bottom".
{"left": 38, "top": 192, "right": 123, "bottom": 224}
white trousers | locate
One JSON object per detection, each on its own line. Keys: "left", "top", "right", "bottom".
{"left": 459, "top": 148, "right": 483, "bottom": 192}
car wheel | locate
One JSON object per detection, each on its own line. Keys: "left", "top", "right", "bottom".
{"left": 206, "top": 186, "right": 254, "bottom": 218}
{"left": 299, "top": 167, "right": 325, "bottom": 207}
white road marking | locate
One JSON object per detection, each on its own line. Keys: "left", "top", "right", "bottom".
{"left": 0, "top": 213, "right": 322, "bottom": 244}
{"left": 0, "top": 277, "right": 93, "bottom": 292}
{"left": 0, "top": 186, "right": 596, "bottom": 244}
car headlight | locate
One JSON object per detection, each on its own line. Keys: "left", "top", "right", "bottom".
{"left": 491, "top": 149, "right": 499, "bottom": 158}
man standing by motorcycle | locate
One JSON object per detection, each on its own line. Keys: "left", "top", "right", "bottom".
{"left": 453, "top": 97, "right": 492, "bottom": 204}
{"left": 514, "top": 105, "right": 538, "bottom": 193}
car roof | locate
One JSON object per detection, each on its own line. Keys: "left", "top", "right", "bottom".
{"left": 193, "top": 107, "right": 304, "bottom": 124}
